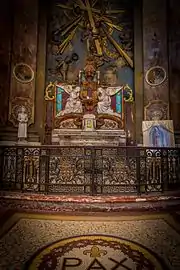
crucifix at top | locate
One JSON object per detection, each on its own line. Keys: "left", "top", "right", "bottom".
{"left": 84, "top": 0, "right": 102, "bottom": 55}
{"left": 56, "top": 0, "right": 133, "bottom": 68}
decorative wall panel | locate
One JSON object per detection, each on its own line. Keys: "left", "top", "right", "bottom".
{"left": 8, "top": 0, "right": 38, "bottom": 127}
{"left": 143, "top": 0, "right": 169, "bottom": 120}
{"left": 0, "top": 1, "right": 12, "bottom": 126}
{"left": 168, "top": 0, "right": 180, "bottom": 132}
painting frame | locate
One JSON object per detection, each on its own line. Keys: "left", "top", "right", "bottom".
{"left": 142, "top": 120, "right": 175, "bottom": 147}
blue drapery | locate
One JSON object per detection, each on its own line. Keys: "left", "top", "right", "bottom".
{"left": 149, "top": 125, "right": 171, "bottom": 147}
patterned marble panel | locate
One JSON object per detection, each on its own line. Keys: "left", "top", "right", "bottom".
{"left": 143, "top": 0, "right": 169, "bottom": 119}
{"left": 168, "top": 0, "right": 180, "bottom": 131}
{"left": 0, "top": 1, "right": 12, "bottom": 126}
{"left": 8, "top": 0, "right": 38, "bottom": 127}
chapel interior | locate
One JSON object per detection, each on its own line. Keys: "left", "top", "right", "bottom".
{"left": 0, "top": 0, "right": 180, "bottom": 269}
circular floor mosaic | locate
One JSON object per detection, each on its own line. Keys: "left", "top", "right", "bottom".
{"left": 26, "top": 235, "right": 167, "bottom": 270}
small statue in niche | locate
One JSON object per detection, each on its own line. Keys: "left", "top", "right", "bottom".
{"left": 17, "top": 106, "right": 28, "bottom": 142}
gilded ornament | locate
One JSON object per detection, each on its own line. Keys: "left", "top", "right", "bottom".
{"left": 124, "top": 84, "right": 134, "bottom": 102}
{"left": 45, "top": 82, "right": 55, "bottom": 101}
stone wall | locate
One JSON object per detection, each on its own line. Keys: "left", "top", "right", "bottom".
{"left": 142, "top": 0, "right": 169, "bottom": 123}
{"left": 0, "top": 1, "right": 12, "bottom": 127}
{"left": 168, "top": 0, "right": 180, "bottom": 142}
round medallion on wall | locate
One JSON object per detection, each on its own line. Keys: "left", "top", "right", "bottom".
{"left": 13, "top": 63, "right": 34, "bottom": 83}
{"left": 145, "top": 66, "right": 166, "bottom": 86}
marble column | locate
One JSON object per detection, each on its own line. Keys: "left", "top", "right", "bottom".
{"left": 134, "top": 0, "right": 144, "bottom": 144}
{"left": 8, "top": 0, "right": 39, "bottom": 142}
{"left": 168, "top": 0, "right": 180, "bottom": 142}
{"left": 0, "top": 1, "right": 12, "bottom": 136}
{"left": 35, "top": 0, "right": 47, "bottom": 143}
{"left": 143, "top": 0, "right": 169, "bottom": 121}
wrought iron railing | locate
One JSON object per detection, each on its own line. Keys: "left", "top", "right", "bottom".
{"left": 0, "top": 145, "right": 180, "bottom": 196}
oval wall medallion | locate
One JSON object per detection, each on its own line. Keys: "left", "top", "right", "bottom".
{"left": 145, "top": 66, "right": 166, "bottom": 86}
{"left": 13, "top": 63, "right": 34, "bottom": 83}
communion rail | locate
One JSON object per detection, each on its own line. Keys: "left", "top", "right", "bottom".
{"left": 0, "top": 145, "right": 180, "bottom": 196}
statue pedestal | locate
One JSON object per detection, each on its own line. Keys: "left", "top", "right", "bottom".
{"left": 52, "top": 129, "right": 126, "bottom": 146}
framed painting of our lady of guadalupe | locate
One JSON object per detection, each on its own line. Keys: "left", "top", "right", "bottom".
{"left": 142, "top": 119, "right": 175, "bottom": 147}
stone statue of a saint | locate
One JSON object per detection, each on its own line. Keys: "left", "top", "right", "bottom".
{"left": 56, "top": 84, "right": 83, "bottom": 116}
{"left": 97, "top": 86, "right": 123, "bottom": 116}
{"left": 17, "top": 106, "right": 28, "bottom": 142}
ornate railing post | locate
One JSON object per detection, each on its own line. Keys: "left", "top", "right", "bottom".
{"left": 91, "top": 147, "right": 96, "bottom": 195}
{"left": 0, "top": 146, "right": 4, "bottom": 190}
{"left": 84, "top": 147, "right": 95, "bottom": 195}
{"left": 45, "top": 148, "right": 50, "bottom": 195}
{"left": 16, "top": 147, "right": 24, "bottom": 191}
{"left": 161, "top": 148, "right": 168, "bottom": 192}
{"left": 136, "top": 147, "right": 141, "bottom": 195}
{"left": 39, "top": 147, "right": 49, "bottom": 194}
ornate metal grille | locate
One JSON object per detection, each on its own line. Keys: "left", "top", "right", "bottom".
{"left": 0, "top": 146, "right": 180, "bottom": 195}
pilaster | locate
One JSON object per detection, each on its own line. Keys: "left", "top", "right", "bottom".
{"left": 143, "top": 0, "right": 169, "bottom": 121}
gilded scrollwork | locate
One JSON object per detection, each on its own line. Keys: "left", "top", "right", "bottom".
{"left": 45, "top": 82, "right": 56, "bottom": 101}
{"left": 123, "top": 84, "right": 134, "bottom": 102}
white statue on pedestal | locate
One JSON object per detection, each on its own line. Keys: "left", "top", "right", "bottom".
{"left": 17, "top": 106, "right": 28, "bottom": 142}
{"left": 56, "top": 84, "right": 83, "bottom": 116}
{"left": 97, "top": 86, "right": 123, "bottom": 116}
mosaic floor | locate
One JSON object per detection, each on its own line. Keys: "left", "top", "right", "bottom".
{"left": 0, "top": 213, "right": 180, "bottom": 269}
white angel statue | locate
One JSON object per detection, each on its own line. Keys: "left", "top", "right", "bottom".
{"left": 56, "top": 84, "right": 83, "bottom": 116}
{"left": 97, "top": 86, "right": 123, "bottom": 116}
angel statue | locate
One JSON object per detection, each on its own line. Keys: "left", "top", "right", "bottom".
{"left": 56, "top": 84, "right": 83, "bottom": 116}
{"left": 97, "top": 86, "right": 124, "bottom": 116}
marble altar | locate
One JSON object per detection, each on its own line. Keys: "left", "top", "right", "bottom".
{"left": 47, "top": 57, "right": 127, "bottom": 146}
{"left": 52, "top": 129, "right": 126, "bottom": 146}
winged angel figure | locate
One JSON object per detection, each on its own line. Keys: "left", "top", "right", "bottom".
{"left": 97, "top": 86, "right": 124, "bottom": 117}
{"left": 56, "top": 84, "right": 83, "bottom": 116}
